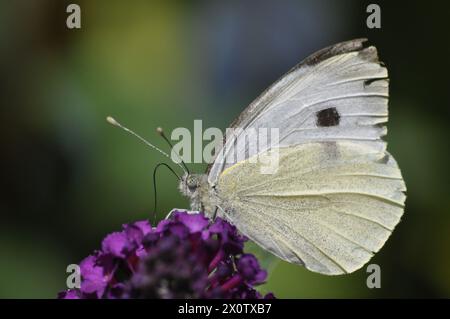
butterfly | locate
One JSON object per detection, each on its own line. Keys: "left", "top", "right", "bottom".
{"left": 109, "top": 38, "right": 406, "bottom": 275}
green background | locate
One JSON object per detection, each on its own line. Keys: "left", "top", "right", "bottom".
{"left": 1, "top": 0, "right": 449, "bottom": 298}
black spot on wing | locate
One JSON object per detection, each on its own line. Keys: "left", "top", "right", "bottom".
{"left": 316, "top": 107, "right": 340, "bottom": 127}
{"left": 363, "top": 77, "right": 388, "bottom": 87}
{"left": 376, "top": 154, "right": 389, "bottom": 164}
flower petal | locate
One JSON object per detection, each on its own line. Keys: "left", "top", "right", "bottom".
{"left": 79, "top": 255, "right": 108, "bottom": 298}
{"left": 102, "top": 232, "right": 128, "bottom": 258}
{"left": 175, "top": 212, "right": 210, "bottom": 233}
{"left": 236, "top": 254, "right": 267, "bottom": 285}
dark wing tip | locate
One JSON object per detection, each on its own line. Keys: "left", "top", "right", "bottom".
{"left": 302, "top": 38, "right": 370, "bottom": 66}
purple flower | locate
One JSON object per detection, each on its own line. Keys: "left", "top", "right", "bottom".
{"left": 102, "top": 232, "right": 128, "bottom": 258}
{"left": 237, "top": 254, "right": 268, "bottom": 285}
{"left": 79, "top": 254, "right": 109, "bottom": 298}
{"left": 57, "top": 289, "right": 80, "bottom": 299}
{"left": 58, "top": 211, "right": 275, "bottom": 299}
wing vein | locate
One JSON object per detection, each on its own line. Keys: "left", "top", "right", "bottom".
{"left": 246, "top": 191, "right": 404, "bottom": 207}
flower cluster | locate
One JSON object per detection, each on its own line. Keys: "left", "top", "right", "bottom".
{"left": 58, "top": 211, "right": 274, "bottom": 299}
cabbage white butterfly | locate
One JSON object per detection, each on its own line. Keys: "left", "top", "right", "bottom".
{"left": 109, "top": 39, "right": 406, "bottom": 275}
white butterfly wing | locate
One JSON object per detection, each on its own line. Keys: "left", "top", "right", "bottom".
{"left": 208, "top": 38, "right": 388, "bottom": 185}
{"left": 216, "top": 143, "right": 405, "bottom": 275}
{"left": 207, "top": 39, "right": 406, "bottom": 275}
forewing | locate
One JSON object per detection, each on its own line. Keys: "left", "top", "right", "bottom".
{"left": 208, "top": 38, "right": 389, "bottom": 185}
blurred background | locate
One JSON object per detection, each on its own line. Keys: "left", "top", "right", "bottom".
{"left": 0, "top": 0, "right": 449, "bottom": 298}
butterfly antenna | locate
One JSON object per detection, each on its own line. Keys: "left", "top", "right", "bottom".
{"left": 152, "top": 162, "right": 180, "bottom": 225}
{"left": 106, "top": 116, "right": 187, "bottom": 175}
{"left": 156, "top": 127, "right": 190, "bottom": 175}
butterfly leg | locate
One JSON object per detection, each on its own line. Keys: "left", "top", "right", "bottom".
{"left": 165, "top": 208, "right": 202, "bottom": 220}
{"left": 211, "top": 206, "right": 219, "bottom": 221}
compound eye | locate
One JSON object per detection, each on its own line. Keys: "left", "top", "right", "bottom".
{"left": 187, "top": 177, "right": 197, "bottom": 191}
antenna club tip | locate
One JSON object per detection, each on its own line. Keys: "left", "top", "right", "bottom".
{"left": 106, "top": 116, "right": 119, "bottom": 126}
{"left": 156, "top": 127, "right": 164, "bottom": 135}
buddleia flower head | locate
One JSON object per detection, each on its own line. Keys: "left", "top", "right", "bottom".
{"left": 58, "top": 211, "right": 274, "bottom": 299}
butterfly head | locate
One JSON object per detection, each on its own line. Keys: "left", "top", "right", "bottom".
{"left": 180, "top": 173, "right": 201, "bottom": 196}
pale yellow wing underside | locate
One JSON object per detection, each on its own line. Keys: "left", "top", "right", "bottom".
{"left": 217, "top": 142, "right": 406, "bottom": 275}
